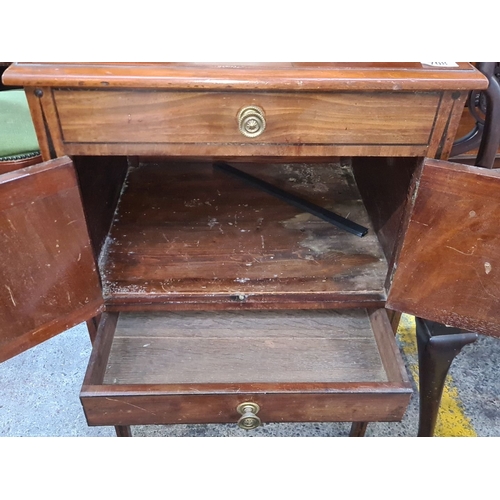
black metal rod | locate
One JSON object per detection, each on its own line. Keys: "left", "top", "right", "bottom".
{"left": 213, "top": 162, "right": 368, "bottom": 237}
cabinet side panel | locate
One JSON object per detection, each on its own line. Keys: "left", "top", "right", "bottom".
{"left": 351, "top": 156, "right": 420, "bottom": 263}
{"left": 427, "top": 91, "right": 468, "bottom": 160}
{"left": 73, "top": 155, "right": 129, "bottom": 258}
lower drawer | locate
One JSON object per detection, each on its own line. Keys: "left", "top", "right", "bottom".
{"left": 80, "top": 309, "right": 411, "bottom": 428}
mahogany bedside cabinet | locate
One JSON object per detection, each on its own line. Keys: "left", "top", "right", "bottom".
{"left": 1, "top": 63, "right": 496, "bottom": 437}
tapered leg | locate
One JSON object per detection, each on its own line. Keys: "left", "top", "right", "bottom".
{"left": 85, "top": 315, "right": 130, "bottom": 437}
{"left": 416, "top": 318, "right": 478, "bottom": 437}
{"left": 86, "top": 314, "right": 102, "bottom": 344}
{"left": 386, "top": 310, "right": 402, "bottom": 334}
{"left": 115, "top": 425, "right": 132, "bottom": 437}
{"left": 349, "top": 422, "right": 368, "bottom": 437}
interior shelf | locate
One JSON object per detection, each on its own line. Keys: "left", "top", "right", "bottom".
{"left": 99, "top": 160, "right": 388, "bottom": 310}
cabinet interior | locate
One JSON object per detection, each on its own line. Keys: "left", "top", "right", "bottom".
{"left": 75, "top": 157, "right": 420, "bottom": 311}
{"left": 76, "top": 157, "right": 416, "bottom": 425}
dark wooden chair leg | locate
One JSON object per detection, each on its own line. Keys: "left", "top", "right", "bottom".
{"left": 415, "top": 317, "right": 478, "bottom": 437}
{"left": 115, "top": 425, "right": 132, "bottom": 437}
{"left": 349, "top": 422, "right": 368, "bottom": 437}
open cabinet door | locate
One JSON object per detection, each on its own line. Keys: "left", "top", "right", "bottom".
{"left": 0, "top": 156, "right": 103, "bottom": 362}
{"left": 387, "top": 158, "right": 500, "bottom": 337}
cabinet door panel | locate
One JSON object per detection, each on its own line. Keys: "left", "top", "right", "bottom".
{"left": 0, "top": 157, "right": 103, "bottom": 362}
{"left": 387, "top": 159, "right": 500, "bottom": 337}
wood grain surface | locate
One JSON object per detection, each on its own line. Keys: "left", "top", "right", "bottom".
{"left": 387, "top": 159, "right": 500, "bottom": 337}
{"left": 53, "top": 90, "right": 439, "bottom": 149}
{"left": 81, "top": 308, "right": 411, "bottom": 426}
{"left": 103, "top": 309, "right": 387, "bottom": 384}
{"left": 3, "top": 62, "right": 487, "bottom": 91}
{"left": 4, "top": 63, "right": 485, "bottom": 159}
{"left": 0, "top": 157, "right": 103, "bottom": 362}
{"left": 100, "top": 160, "right": 388, "bottom": 310}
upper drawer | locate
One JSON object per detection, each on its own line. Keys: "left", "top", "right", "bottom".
{"left": 49, "top": 89, "right": 446, "bottom": 157}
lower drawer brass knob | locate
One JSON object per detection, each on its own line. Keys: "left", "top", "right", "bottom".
{"left": 237, "top": 106, "right": 266, "bottom": 138}
{"left": 237, "top": 402, "right": 261, "bottom": 430}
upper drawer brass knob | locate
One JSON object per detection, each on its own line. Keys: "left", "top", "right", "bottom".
{"left": 237, "top": 106, "right": 266, "bottom": 138}
{"left": 237, "top": 402, "right": 261, "bottom": 430}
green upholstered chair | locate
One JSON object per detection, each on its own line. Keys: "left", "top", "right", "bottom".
{"left": 0, "top": 89, "right": 41, "bottom": 174}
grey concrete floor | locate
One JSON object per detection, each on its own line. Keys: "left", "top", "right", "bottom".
{"left": 0, "top": 319, "right": 499, "bottom": 437}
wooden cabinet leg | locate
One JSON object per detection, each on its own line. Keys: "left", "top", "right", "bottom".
{"left": 115, "top": 425, "right": 132, "bottom": 437}
{"left": 86, "top": 314, "right": 102, "bottom": 345}
{"left": 349, "top": 422, "right": 368, "bottom": 437}
{"left": 386, "top": 310, "right": 402, "bottom": 334}
{"left": 415, "top": 317, "right": 478, "bottom": 437}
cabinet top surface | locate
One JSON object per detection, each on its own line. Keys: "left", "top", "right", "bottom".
{"left": 3, "top": 62, "right": 488, "bottom": 91}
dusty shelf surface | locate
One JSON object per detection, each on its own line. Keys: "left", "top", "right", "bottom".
{"left": 100, "top": 160, "right": 388, "bottom": 309}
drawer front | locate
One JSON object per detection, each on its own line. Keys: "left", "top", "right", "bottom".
{"left": 52, "top": 89, "right": 442, "bottom": 157}
{"left": 81, "top": 391, "right": 411, "bottom": 427}
{"left": 80, "top": 309, "right": 411, "bottom": 428}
